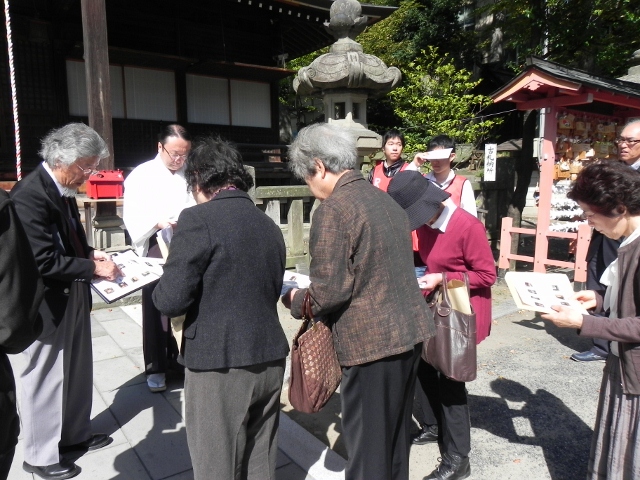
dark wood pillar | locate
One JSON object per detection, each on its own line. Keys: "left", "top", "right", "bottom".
{"left": 80, "top": 0, "right": 124, "bottom": 249}
{"left": 80, "top": 0, "right": 114, "bottom": 169}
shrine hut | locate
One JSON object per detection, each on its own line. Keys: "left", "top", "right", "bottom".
{"left": 491, "top": 56, "right": 640, "bottom": 281}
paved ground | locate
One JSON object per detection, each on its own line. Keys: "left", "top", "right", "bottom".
{"left": 8, "top": 280, "right": 603, "bottom": 480}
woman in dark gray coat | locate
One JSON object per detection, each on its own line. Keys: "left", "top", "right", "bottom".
{"left": 152, "top": 136, "right": 289, "bottom": 480}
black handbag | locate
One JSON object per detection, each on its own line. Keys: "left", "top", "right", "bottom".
{"left": 425, "top": 273, "right": 477, "bottom": 382}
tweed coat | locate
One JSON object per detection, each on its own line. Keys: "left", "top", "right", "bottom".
{"left": 291, "top": 170, "right": 434, "bottom": 366}
{"left": 581, "top": 234, "right": 640, "bottom": 394}
{"left": 0, "top": 190, "right": 43, "bottom": 457}
{"left": 152, "top": 189, "right": 289, "bottom": 370}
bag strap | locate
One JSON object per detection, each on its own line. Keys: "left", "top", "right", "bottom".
{"left": 440, "top": 272, "right": 452, "bottom": 309}
{"left": 302, "top": 290, "right": 314, "bottom": 321}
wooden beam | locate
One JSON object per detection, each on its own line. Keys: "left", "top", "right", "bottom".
{"left": 81, "top": 0, "right": 114, "bottom": 170}
{"left": 591, "top": 91, "right": 640, "bottom": 111}
{"left": 518, "top": 93, "right": 593, "bottom": 111}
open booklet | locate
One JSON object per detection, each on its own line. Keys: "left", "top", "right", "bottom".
{"left": 91, "top": 250, "right": 164, "bottom": 304}
{"left": 505, "top": 271, "right": 589, "bottom": 315}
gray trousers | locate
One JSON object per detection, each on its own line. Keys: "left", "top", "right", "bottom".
{"left": 184, "top": 358, "right": 285, "bottom": 480}
{"left": 20, "top": 283, "right": 93, "bottom": 466}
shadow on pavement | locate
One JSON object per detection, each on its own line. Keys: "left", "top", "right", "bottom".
{"left": 513, "top": 313, "right": 593, "bottom": 354}
{"left": 470, "top": 377, "right": 592, "bottom": 480}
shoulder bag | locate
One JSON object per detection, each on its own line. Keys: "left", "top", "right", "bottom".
{"left": 425, "top": 272, "right": 477, "bottom": 382}
{"left": 289, "top": 290, "right": 342, "bottom": 413}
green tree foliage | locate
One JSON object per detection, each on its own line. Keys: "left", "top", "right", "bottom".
{"left": 358, "top": 0, "right": 478, "bottom": 133}
{"left": 360, "top": 0, "right": 476, "bottom": 67}
{"left": 387, "top": 47, "right": 501, "bottom": 152}
{"left": 477, "top": 0, "right": 640, "bottom": 77}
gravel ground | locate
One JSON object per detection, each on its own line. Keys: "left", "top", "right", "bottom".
{"left": 279, "top": 282, "right": 604, "bottom": 480}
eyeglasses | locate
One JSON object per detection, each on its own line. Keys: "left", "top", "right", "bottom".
{"left": 614, "top": 137, "right": 640, "bottom": 147}
{"left": 162, "top": 144, "right": 188, "bottom": 161}
{"left": 72, "top": 161, "right": 99, "bottom": 176}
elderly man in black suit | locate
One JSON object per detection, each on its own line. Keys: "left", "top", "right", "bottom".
{"left": 0, "top": 189, "right": 43, "bottom": 480}
{"left": 10, "top": 123, "right": 121, "bottom": 480}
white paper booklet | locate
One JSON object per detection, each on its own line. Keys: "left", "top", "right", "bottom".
{"left": 283, "top": 270, "right": 311, "bottom": 288}
{"left": 505, "top": 271, "right": 588, "bottom": 315}
{"left": 91, "top": 250, "right": 164, "bottom": 303}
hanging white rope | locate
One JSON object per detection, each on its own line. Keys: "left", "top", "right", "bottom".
{"left": 4, "top": 0, "right": 21, "bottom": 180}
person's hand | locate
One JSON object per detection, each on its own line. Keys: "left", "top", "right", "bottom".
{"left": 573, "top": 290, "right": 597, "bottom": 310}
{"left": 541, "top": 305, "right": 584, "bottom": 329}
{"left": 156, "top": 220, "right": 177, "bottom": 230}
{"left": 281, "top": 288, "right": 298, "bottom": 310}
{"left": 90, "top": 250, "right": 111, "bottom": 262}
{"left": 418, "top": 273, "right": 442, "bottom": 291}
{"left": 93, "top": 258, "right": 123, "bottom": 281}
{"left": 413, "top": 153, "right": 428, "bottom": 168}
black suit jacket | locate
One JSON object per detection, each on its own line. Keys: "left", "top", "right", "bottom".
{"left": 152, "top": 189, "right": 289, "bottom": 370}
{"left": 0, "top": 189, "right": 43, "bottom": 455}
{"left": 586, "top": 230, "right": 621, "bottom": 291}
{"left": 10, "top": 164, "right": 95, "bottom": 338}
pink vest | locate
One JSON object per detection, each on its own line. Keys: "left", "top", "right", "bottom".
{"left": 371, "top": 162, "right": 407, "bottom": 192}
{"left": 444, "top": 175, "right": 467, "bottom": 207}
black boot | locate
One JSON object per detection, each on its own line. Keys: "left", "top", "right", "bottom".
{"left": 422, "top": 452, "right": 470, "bottom": 480}
{"left": 412, "top": 424, "right": 439, "bottom": 445}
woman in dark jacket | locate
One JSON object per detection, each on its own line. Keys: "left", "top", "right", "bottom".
{"left": 152, "top": 136, "right": 289, "bottom": 480}
{"left": 542, "top": 161, "right": 640, "bottom": 480}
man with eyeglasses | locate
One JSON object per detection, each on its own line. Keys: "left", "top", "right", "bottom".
{"left": 123, "top": 124, "right": 195, "bottom": 392}
{"left": 572, "top": 120, "right": 640, "bottom": 363}
{"left": 10, "top": 123, "right": 121, "bottom": 479}
{"left": 615, "top": 120, "right": 640, "bottom": 169}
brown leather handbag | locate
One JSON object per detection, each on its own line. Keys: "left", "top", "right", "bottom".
{"left": 425, "top": 273, "right": 477, "bottom": 382}
{"left": 289, "top": 290, "right": 342, "bottom": 413}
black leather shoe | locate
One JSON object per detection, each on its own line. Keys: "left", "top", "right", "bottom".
{"left": 571, "top": 351, "right": 607, "bottom": 362}
{"left": 412, "top": 424, "right": 439, "bottom": 444}
{"left": 60, "top": 433, "right": 113, "bottom": 453}
{"left": 422, "top": 452, "right": 470, "bottom": 480}
{"left": 23, "top": 460, "right": 81, "bottom": 480}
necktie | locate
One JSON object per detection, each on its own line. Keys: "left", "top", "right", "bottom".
{"left": 63, "top": 197, "right": 87, "bottom": 258}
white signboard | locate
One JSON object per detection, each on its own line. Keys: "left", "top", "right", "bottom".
{"left": 484, "top": 143, "right": 497, "bottom": 182}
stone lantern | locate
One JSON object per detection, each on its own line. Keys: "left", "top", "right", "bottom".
{"left": 293, "top": 0, "right": 401, "bottom": 162}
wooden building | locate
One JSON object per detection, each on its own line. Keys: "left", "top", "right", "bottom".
{"left": 0, "top": 0, "right": 394, "bottom": 183}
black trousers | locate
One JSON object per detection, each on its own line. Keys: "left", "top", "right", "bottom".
{"left": 340, "top": 344, "right": 421, "bottom": 480}
{"left": 414, "top": 360, "right": 471, "bottom": 458}
{"left": 0, "top": 447, "right": 14, "bottom": 480}
{"left": 142, "top": 242, "right": 178, "bottom": 375}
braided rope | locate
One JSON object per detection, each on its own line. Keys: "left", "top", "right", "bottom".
{"left": 4, "top": 0, "right": 20, "bottom": 180}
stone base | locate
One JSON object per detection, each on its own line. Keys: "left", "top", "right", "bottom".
{"left": 93, "top": 215, "right": 126, "bottom": 250}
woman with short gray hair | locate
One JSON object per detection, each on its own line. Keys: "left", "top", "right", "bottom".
{"left": 283, "top": 123, "right": 432, "bottom": 480}
{"left": 288, "top": 123, "right": 356, "bottom": 178}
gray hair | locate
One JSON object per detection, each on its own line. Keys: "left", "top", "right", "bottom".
{"left": 288, "top": 123, "right": 356, "bottom": 180}
{"left": 623, "top": 119, "right": 640, "bottom": 130}
{"left": 39, "top": 123, "right": 109, "bottom": 167}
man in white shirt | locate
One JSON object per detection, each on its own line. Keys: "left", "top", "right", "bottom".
{"left": 123, "top": 124, "right": 195, "bottom": 392}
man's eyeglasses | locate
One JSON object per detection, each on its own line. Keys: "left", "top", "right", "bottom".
{"left": 162, "top": 145, "right": 188, "bottom": 161}
{"left": 72, "top": 161, "right": 99, "bottom": 176}
{"left": 614, "top": 137, "right": 640, "bottom": 147}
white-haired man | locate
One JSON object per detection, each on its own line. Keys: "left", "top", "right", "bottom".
{"left": 11, "top": 123, "right": 121, "bottom": 480}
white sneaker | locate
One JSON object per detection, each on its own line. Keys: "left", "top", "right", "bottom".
{"left": 147, "top": 373, "right": 166, "bottom": 392}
